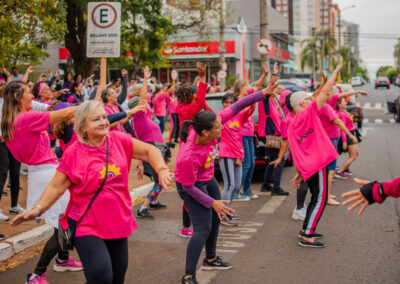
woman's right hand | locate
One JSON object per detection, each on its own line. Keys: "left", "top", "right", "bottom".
{"left": 262, "top": 76, "right": 280, "bottom": 96}
{"left": 212, "top": 200, "right": 235, "bottom": 220}
{"left": 11, "top": 209, "right": 41, "bottom": 226}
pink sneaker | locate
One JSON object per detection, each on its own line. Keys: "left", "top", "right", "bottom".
{"left": 26, "top": 272, "right": 48, "bottom": 284}
{"left": 343, "top": 169, "right": 353, "bottom": 176}
{"left": 53, "top": 256, "right": 83, "bottom": 272}
{"left": 180, "top": 228, "right": 193, "bottom": 238}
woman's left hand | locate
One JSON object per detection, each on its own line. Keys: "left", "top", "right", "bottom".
{"left": 11, "top": 209, "right": 41, "bottom": 226}
{"left": 158, "top": 168, "right": 173, "bottom": 190}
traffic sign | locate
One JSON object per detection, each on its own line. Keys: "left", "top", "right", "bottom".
{"left": 87, "top": 2, "right": 121, "bottom": 58}
{"left": 256, "top": 38, "right": 274, "bottom": 55}
{"left": 171, "top": 69, "right": 178, "bottom": 80}
{"left": 218, "top": 70, "right": 227, "bottom": 79}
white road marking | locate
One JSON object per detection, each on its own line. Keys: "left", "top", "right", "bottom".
{"left": 363, "top": 118, "right": 369, "bottom": 123}
{"left": 375, "top": 119, "right": 383, "bottom": 123}
{"left": 363, "top": 102, "right": 371, "bottom": 109}
{"left": 219, "top": 234, "right": 252, "bottom": 240}
{"left": 240, "top": 221, "right": 263, "bottom": 227}
{"left": 375, "top": 102, "right": 382, "bottom": 109}
{"left": 216, "top": 249, "right": 238, "bottom": 253}
{"left": 217, "top": 241, "right": 245, "bottom": 248}
{"left": 257, "top": 196, "right": 287, "bottom": 214}
{"left": 223, "top": 227, "right": 258, "bottom": 233}
{"left": 389, "top": 118, "right": 395, "bottom": 123}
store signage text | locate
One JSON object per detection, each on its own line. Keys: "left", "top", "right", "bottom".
{"left": 162, "top": 41, "right": 235, "bottom": 56}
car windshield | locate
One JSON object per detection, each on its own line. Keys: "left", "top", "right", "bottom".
{"left": 377, "top": 77, "right": 388, "bottom": 81}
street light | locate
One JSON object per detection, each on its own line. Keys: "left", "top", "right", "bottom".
{"left": 235, "top": 17, "right": 247, "bottom": 80}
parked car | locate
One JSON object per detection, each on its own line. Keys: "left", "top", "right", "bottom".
{"left": 394, "top": 75, "right": 400, "bottom": 87}
{"left": 375, "top": 77, "right": 390, "bottom": 89}
{"left": 351, "top": 76, "right": 363, "bottom": 86}
{"left": 205, "top": 92, "right": 268, "bottom": 172}
{"left": 386, "top": 95, "right": 400, "bottom": 122}
{"left": 279, "top": 79, "right": 307, "bottom": 91}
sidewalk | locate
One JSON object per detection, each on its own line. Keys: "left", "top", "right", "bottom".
{"left": 0, "top": 142, "right": 179, "bottom": 265}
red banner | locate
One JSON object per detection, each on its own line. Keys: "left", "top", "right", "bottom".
{"left": 270, "top": 47, "right": 291, "bottom": 61}
{"left": 162, "top": 41, "right": 235, "bottom": 56}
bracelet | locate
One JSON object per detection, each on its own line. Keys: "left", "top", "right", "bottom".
{"left": 156, "top": 165, "right": 169, "bottom": 175}
{"left": 34, "top": 205, "right": 44, "bottom": 216}
{"left": 272, "top": 73, "right": 279, "bottom": 77}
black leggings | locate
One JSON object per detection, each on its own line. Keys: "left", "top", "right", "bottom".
{"left": 183, "top": 204, "right": 191, "bottom": 228}
{"left": 34, "top": 228, "right": 69, "bottom": 275}
{"left": 75, "top": 236, "right": 128, "bottom": 284}
{"left": 297, "top": 182, "right": 308, "bottom": 210}
{"left": 177, "top": 177, "right": 221, "bottom": 276}
{"left": 170, "top": 113, "right": 180, "bottom": 142}
{"left": 0, "top": 142, "right": 21, "bottom": 207}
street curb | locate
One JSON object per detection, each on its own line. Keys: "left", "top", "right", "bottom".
{"left": 0, "top": 182, "right": 154, "bottom": 262}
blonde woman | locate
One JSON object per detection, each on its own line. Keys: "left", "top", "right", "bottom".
{"left": 1, "top": 81, "right": 82, "bottom": 283}
{"left": 12, "top": 100, "right": 172, "bottom": 284}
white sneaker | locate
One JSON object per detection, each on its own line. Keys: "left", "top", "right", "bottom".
{"left": 292, "top": 206, "right": 307, "bottom": 221}
{"left": 9, "top": 204, "right": 25, "bottom": 215}
{"left": 0, "top": 210, "right": 10, "bottom": 222}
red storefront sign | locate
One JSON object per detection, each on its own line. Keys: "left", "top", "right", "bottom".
{"left": 162, "top": 41, "right": 235, "bottom": 56}
{"left": 59, "top": 48, "right": 69, "bottom": 60}
{"left": 269, "top": 46, "right": 291, "bottom": 61}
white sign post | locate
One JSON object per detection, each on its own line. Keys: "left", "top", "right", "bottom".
{"left": 87, "top": 2, "right": 121, "bottom": 86}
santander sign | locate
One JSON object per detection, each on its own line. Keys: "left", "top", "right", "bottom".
{"left": 162, "top": 41, "right": 235, "bottom": 56}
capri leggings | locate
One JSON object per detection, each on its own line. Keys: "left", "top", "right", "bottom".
{"left": 143, "top": 161, "right": 162, "bottom": 202}
{"left": 220, "top": 157, "right": 242, "bottom": 204}
{"left": 75, "top": 236, "right": 128, "bottom": 284}
{"left": 177, "top": 177, "right": 220, "bottom": 276}
{"left": 303, "top": 168, "right": 328, "bottom": 236}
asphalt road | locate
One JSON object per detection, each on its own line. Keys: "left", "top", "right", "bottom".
{"left": 0, "top": 84, "right": 399, "bottom": 283}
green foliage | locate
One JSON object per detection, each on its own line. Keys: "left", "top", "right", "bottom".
{"left": 225, "top": 75, "right": 236, "bottom": 88}
{"left": 385, "top": 67, "right": 398, "bottom": 81}
{"left": 354, "top": 66, "right": 369, "bottom": 82}
{"left": 376, "top": 65, "right": 392, "bottom": 77}
{"left": 394, "top": 41, "right": 400, "bottom": 69}
{"left": 0, "top": 0, "right": 66, "bottom": 67}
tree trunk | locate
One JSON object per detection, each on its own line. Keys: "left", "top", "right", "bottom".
{"left": 260, "top": 0, "right": 270, "bottom": 72}
{"left": 64, "top": 0, "right": 97, "bottom": 78}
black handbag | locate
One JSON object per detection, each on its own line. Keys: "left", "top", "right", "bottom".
{"left": 58, "top": 141, "right": 109, "bottom": 251}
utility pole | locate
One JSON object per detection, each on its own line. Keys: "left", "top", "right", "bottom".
{"left": 260, "top": 0, "right": 270, "bottom": 73}
{"left": 321, "top": 0, "right": 325, "bottom": 73}
{"left": 218, "top": 0, "right": 226, "bottom": 91}
{"left": 312, "top": 27, "right": 316, "bottom": 90}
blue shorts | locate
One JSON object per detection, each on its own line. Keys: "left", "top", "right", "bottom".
{"left": 327, "top": 138, "right": 339, "bottom": 171}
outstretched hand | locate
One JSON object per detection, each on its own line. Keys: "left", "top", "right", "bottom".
{"left": 197, "top": 62, "right": 206, "bottom": 80}
{"left": 335, "top": 56, "right": 343, "bottom": 72}
{"left": 341, "top": 178, "right": 370, "bottom": 215}
{"left": 212, "top": 200, "right": 235, "bottom": 221}
{"left": 358, "top": 90, "right": 369, "bottom": 97}
{"left": 11, "top": 209, "right": 40, "bottom": 226}
{"left": 158, "top": 168, "right": 173, "bottom": 190}
{"left": 262, "top": 65, "right": 269, "bottom": 77}
{"left": 273, "top": 62, "right": 279, "bottom": 74}
{"left": 262, "top": 76, "right": 280, "bottom": 96}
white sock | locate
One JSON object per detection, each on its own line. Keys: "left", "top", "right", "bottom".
{"left": 151, "top": 200, "right": 158, "bottom": 205}
{"left": 29, "top": 273, "right": 39, "bottom": 281}
{"left": 139, "top": 205, "right": 148, "bottom": 212}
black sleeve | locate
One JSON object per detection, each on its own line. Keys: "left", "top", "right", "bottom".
{"left": 107, "top": 112, "right": 127, "bottom": 124}
{"left": 117, "top": 74, "right": 128, "bottom": 105}
{"left": 360, "top": 181, "right": 379, "bottom": 204}
{"left": 61, "top": 124, "right": 74, "bottom": 144}
{"left": 47, "top": 76, "right": 56, "bottom": 87}
{"left": 89, "top": 87, "right": 98, "bottom": 100}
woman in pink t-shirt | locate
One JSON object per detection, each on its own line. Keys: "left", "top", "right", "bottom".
{"left": 1, "top": 81, "right": 82, "bottom": 283}
{"left": 175, "top": 77, "right": 279, "bottom": 284}
{"left": 12, "top": 100, "right": 172, "bottom": 284}
{"left": 152, "top": 84, "right": 172, "bottom": 134}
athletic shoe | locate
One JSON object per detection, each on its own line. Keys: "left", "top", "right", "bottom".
{"left": 9, "top": 204, "right": 25, "bottom": 214}
{"left": 26, "top": 272, "right": 49, "bottom": 284}
{"left": 180, "top": 228, "right": 193, "bottom": 238}
{"left": 298, "top": 239, "right": 325, "bottom": 248}
{"left": 260, "top": 184, "right": 272, "bottom": 192}
{"left": 202, "top": 256, "right": 232, "bottom": 271}
{"left": 220, "top": 219, "right": 239, "bottom": 226}
{"left": 233, "top": 194, "right": 250, "bottom": 201}
{"left": 292, "top": 206, "right": 307, "bottom": 221}
{"left": 334, "top": 172, "right": 350, "bottom": 179}
{"left": 0, "top": 233, "right": 5, "bottom": 240}
{"left": 53, "top": 256, "right": 83, "bottom": 272}
{"left": 149, "top": 202, "right": 167, "bottom": 210}
{"left": 136, "top": 208, "right": 154, "bottom": 219}
{"left": 232, "top": 214, "right": 240, "bottom": 220}
{"left": 0, "top": 210, "right": 10, "bottom": 222}
{"left": 343, "top": 169, "right": 353, "bottom": 176}
{"left": 181, "top": 275, "right": 199, "bottom": 284}
{"left": 271, "top": 188, "right": 289, "bottom": 196}
{"left": 243, "top": 193, "right": 258, "bottom": 199}
{"left": 298, "top": 231, "right": 323, "bottom": 239}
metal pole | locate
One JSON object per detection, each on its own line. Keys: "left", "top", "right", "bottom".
{"left": 260, "top": 0, "right": 270, "bottom": 71}
{"left": 312, "top": 27, "right": 316, "bottom": 86}
{"left": 218, "top": 0, "right": 226, "bottom": 91}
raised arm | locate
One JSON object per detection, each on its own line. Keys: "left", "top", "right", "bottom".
{"left": 338, "top": 90, "right": 369, "bottom": 100}
{"left": 316, "top": 56, "right": 343, "bottom": 110}
{"left": 1, "top": 67, "right": 11, "bottom": 83}
{"left": 49, "top": 106, "right": 77, "bottom": 124}
{"left": 117, "top": 69, "right": 128, "bottom": 104}
{"left": 22, "top": 66, "right": 34, "bottom": 83}
{"left": 139, "top": 66, "right": 151, "bottom": 106}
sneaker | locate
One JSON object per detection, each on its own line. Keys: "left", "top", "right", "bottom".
{"left": 136, "top": 208, "right": 154, "bottom": 219}
{"left": 292, "top": 207, "right": 306, "bottom": 221}
{"left": 53, "top": 256, "right": 83, "bottom": 272}
{"left": 271, "top": 188, "right": 289, "bottom": 196}
{"left": 232, "top": 214, "right": 240, "bottom": 220}
{"left": 233, "top": 194, "right": 250, "bottom": 201}
{"left": 0, "top": 210, "right": 9, "bottom": 222}
{"left": 260, "top": 184, "right": 272, "bottom": 192}
{"left": 220, "top": 219, "right": 239, "bottom": 226}
{"left": 343, "top": 169, "right": 353, "bottom": 176}
{"left": 202, "top": 256, "right": 232, "bottom": 271}
{"left": 298, "top": 238, "right": 325, "bottom": 248}
{"left": 149, "top": 202, "right": 167, "bottom": 210}
{"left": 243, "top": 193, "right": 258, "bottom": 199}
{"left": 334, "top": 172, "right": 350, "bottom": 179}
{"left": 26, "top": 272, "right": 49, "bottom": 284}
{"left": 181, "top": 275, "right": 199, "bottom": 284}
{"left": 180, "top": 228, "right": 193, "bottom": 238}
{"left": 298, "top": 230, "right": 323, "bottom": 239}
{"left": 9, "top": 205, "right": 25, "bottom": 214}
{"left": 0, "top": 233, "right": 5, "bottom": 241}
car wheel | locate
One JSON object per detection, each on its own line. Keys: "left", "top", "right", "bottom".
{"left": 387, "top": 86, "right": 390, "bottom": 89}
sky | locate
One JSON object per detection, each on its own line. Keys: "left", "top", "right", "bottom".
{"left": 334, "top": 0, "right": 400, "bottom": 79}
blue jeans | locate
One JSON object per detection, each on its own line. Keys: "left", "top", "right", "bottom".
{"left": 327, "top": 138, "right": 339, "bottom": 171}
{"left": 156, "top": 116, "right": 165, "bottom": 134}
{"left": 241, "top": 136, "right": 255, "bottom": 195}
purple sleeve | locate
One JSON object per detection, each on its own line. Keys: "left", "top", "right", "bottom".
{"left": 182, "top": 184, "right": 214, "bottom": 208}
{"left": 217, "top": 90, "right": 265, "bottom": 124}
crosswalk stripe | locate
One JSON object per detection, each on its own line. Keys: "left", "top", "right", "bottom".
{"left": 364, "top": 118, "right": 369, "bottom": 123}
{"left": 257, "top": 196, "right": 287, "bottom": 214}
{"left": 375, "top": 119, "right": 383, "bottom": 123}
{"left": 389, "top": 118, "right": 395, "bottom": 123}
{"left": 363, "top": 102, "right": 371, "bottom": 109}
{"left": 375, "top": 102, "right": 382, "bottom": 109}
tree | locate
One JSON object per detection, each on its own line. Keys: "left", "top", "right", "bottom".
{"left": 385, "top": 67, "right": 398, "bottom": 83}
{"left": 394, "top": 40, "right": 400, "bottom": 70}
{"left": 376, "top": 65, "right": 392, "bottom": 77}
{"left": 0, "top": 0, "right": 66, "bottom": 67}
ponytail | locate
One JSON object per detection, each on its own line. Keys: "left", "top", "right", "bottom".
{"left": 179, "top": 110, "right": 217, "bottom": 143}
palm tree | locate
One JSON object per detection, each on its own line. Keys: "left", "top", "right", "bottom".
{"left": 300, "top": 37, "right": 320, "bottom": 72}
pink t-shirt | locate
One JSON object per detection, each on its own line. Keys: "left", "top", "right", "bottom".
{"left": 6, "top": 111, "right": 58, "bottom": 165}
{"left": 152, "top": 92, "right": 171, "bottom": 117}
{"left": 168, "top": 99, "right": 178, "bottom": 114}
{"left": 147, "top": 92, "right": 152, "bottom": 104}
{"left": 337, "top": 110, "right": 355, "bottom": 131}
{"left": 57, "top": 131, "right": 137, "bottom": 238}
{"left": 145, "top": 103, "right": 153, "bottom": 120}
{"left": 104, "top": 104, "right": 124, "bottom": 132}
{"left": 240, "top": 88, "right": 255, "bottom": 137}
{"left": 287, "top": 101, "right": 338, "bottom": 181}
{"left": 132, "top": 110, "right": 164, "bottom": 143}
{"left": 220, "top": 106, "right": 254, "bottom": 159}
{"left": 258, "top": 97, "right": 284, "bottom": 136}
{"left": 279, "top": 90, "right": 292, "bottom": 115}
{"left": 327, "top": 94, "right": 339, "bottom": 109}
{"left": 280, "top": 113, "right": 294, "bottom": 139}
{"left": 175, "top": 107, "right": 232, "bottom": 187}
{"left": 319, "top": 104, "right": 340, "bottom": 139}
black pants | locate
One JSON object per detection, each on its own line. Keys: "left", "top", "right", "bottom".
{"left": 177, "top": 177, "right": 220, "bottom": 276}
{"left": 34, "top": 228, "right": 69, "bottom": 275}
{"left": 297, "top": 182, "right": 308, "bottom": 209}
{"left": 75, "top": 236, "right": 128, "bottom": 284}
{"left": 0, "top": 142, "right": 21, "bottom": 207}
{"left": 170, "top": 113, "right": 180, "bottom": 142}
{"left": 303, "top": 168, "right": 328, "bottom": 237}
{"left": 183, "top": 204, "right": 191, "bottom": 228}
{"left": 263, "top": 147, "right": 285, "bottom": 189}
